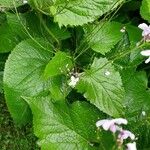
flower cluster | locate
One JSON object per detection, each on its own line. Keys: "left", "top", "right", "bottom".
{"left": 138, "top": 23, "right": 150, "bottom": 64}
{"left": 96, "top": 118, "right": 137, "bottom": 150}
{"left": 68, "top": 75, "right": 79, "bottom": 88}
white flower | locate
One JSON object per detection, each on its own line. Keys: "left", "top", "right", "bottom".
{"left": 126, "top": 142, "right": 137, "bottom": 150}
{"left": 118, "top": 130, "right": 135, "bottom": 141}
{"left": 104, "top": 71, "right": 110, "bottom": 76}
{"left": 140, "top": 50, "right": 150, "bottom": 63}
{"left": 96, "top": 118, "right": 127, "bottom": 133}
{"left": 138, "top": 23, "right": 150, "bottom": 41}
{"left": 23, "top": 0, "right": 28, "bottom": 4}
{"left": 142, "top": 111, "right": 146, "bottom": 116}
{"left": 68, "top": 76, "right": 79, "bottom": 88}
{"left": 120, "top": 26, "right": 126, "bottom": 33}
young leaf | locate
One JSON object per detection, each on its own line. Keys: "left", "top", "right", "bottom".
{"left": 140, "top": 0, "right": 150, "bottom": 22}
{"left": 84, "top": 22, "right": 122, "bottom": 55}
{"left": 76, "top": 58, "right": 124, "bottom": 117}
{"left": 25, "top": 96, "right": 106, "bottom": 150}
{"left": 44, "top": 51, "right": 73, "bottom": 78}
{"left": 3, "top": 38, "right": 53, "bottom": 125}
{"left": 29, "top": 0, "right": 124, "bottom": 26}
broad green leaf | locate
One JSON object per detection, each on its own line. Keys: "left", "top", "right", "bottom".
{"left": 84, "top": 22, "right": 122, "bottom": 55}
{"left": 140, "top": 0, "right": 150, "bottom": 22}
{"left": 0, "top": 0, "right": 23, "bottom": 7}
{"left": 76, "top": 58, "right": 124, "bottom": 117}
{"left": 44, "top": 51, "right": 73, "bottom": 78}
{"left": 25, "top": 96, "right": 108, "bottom": 150}
{"left": 29, "top": 0, "right": 124, "bottom": 26}
{"left": 3, "top": 38, "right": 53, "bottom": 125}
{"left": 121, "top": 69, "right": 150, "bottom": 119}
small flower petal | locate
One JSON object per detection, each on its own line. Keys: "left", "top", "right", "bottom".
{"left": 140, "top": 50, "right": 150, "bottom": 56}
{"left": 109, "top": 124, "right": 118, "bottom": 133}
{"left": 96, "top": 119, "right": 115, "bottom": 131}
{"left": 138, "top": 23, "right": 149, "bottom": 30}
{"left": 138, "top": 23, "right": 150, "bottom": 36}
{"left": 145, "top": 57, "right": 150, "bottom": 64}
{"left": 118, "top": 130, "right": 135, "bottom": 140}
{"left": 23, "top": 0, "right": 28, "bottom": 4}
{"left": 126, "top": 142, "right": 137, "bottom": 150}
{"left": 113, "top": 118, "right": 128, "bottom": 125}
{"left": 68, "top": 76, "right": 79, "bottom": 88}
{"left": 102, "top": 120, "right": 114, "bottom": 131}
{"left": 96, "top": 119, "right": 108, "bottom": 127}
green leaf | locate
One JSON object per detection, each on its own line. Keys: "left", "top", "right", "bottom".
{"left": 46, "top": 21, "right": 71, "bottom": 40}
{"left": 49, "top": 75, "right": 71, "bottom": 101}
{"left": 0, "top": 0, "right": 23, "bottom": 7}
{"left": 6, "top": 12, "right": 41, "bottom": 39}
{"left": 76, "top": 58, "right": 124, "bottom": 117}
{"left": 25, "top": 96, "right": 106, "bottom": 150}
{"left": 84, "top": 22, "right": 122, "bottom": 55}
{"left": 0, "top": 21, "right": 21, "bottom": 53}
{"left": 29, "top": 0, "right": 124, "bottom": 26}
{"left": 44, "top": 51, "right": 73, "bottom": 78}
{"left": 121, "top": 69, "right": 150, "bottom": 119}
{"left": 140, "top": 0, "right": 150, "bottom": 22}
{"left": 3, "top": 38, "right": 53, "bottom": 125}
{"left": 7, "top": 12, "right": 71, "bottom": 41}
{"left": 0, "top": 71, "right": 3, "bottom": 93}
{"left": 107, "top": 29, "right": 130, "bottom": 68}
{"left": 107, "top": 24, "right": 142, "bottom": 68}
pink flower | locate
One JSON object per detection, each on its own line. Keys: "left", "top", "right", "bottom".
{"left": 138, "top": 23, "right": 150, "bottom": 42}
{"left": 140, "top": 50, "right": 150, "bottom": 63}
{"left": 118, "top": 130, "right": 135, "bottom": 141}
{"left": 96, "top": 118, "right": 127, "bottom": 133}
{"left": 126, "top": 142, "right": 137, "bottom": 150}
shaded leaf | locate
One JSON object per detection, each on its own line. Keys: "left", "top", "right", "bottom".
{"left": 121, "top": 69, "right": 150, "bottom": 119}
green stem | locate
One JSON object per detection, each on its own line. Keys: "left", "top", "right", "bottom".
{"left": 38, "top": 14, "right": 60, "bottom": 47}
{"left": 74, "top": 0, "right": 125, "bottom": 59}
